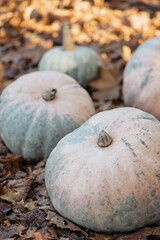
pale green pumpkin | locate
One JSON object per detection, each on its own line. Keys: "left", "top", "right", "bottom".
{"left": 123, "top": 37, "right": 160, "bottom": 120}
{"left": 38, "top": 22, "right": 100, "bottom": 87}
{"left": 0, "top": 71, "right": 95, "bottom": 161}
{"left": 45, "top": 107, "right": 160, "bottom": 233}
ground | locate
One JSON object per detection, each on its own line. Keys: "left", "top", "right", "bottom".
{"left": 0, "top": 0, "right": 160, "bottom": 239}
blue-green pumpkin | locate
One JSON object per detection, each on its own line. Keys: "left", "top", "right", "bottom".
{"left": 38, "top": 22, "right": 100, "bottom": 87}
{"left": 0, "top": 71, "right": 95, "bottom": 161}
{"left": 45, "top": 107, "right": 160, "bottom": 233}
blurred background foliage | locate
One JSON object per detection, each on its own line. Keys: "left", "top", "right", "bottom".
{"left": 1, "top": 1, "right": 160, "bottom": 239}
{"left": 0, "top": 0, "right": 160, "bottom": 111}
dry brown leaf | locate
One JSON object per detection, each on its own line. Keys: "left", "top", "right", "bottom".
{"left": 89, "top": 67, "right": 118, "bottom": 91}
{"left": 1, "top": 50, "right": 22, "bottom": 63}
{"left": 107, "top": 59, "right": 124, "bottom": 78}
{"left": 6, "top": 154, "right": 23, "bottom": 165}
{"left": 8, "top": 176, "right": 34, "bottom": 201}
{"left": 0, "top": 188, "right": 17, "bottom": 204}
{"left": 0, "top": 154, "right": 23, "bottom": 181}
{"left": 0, "top": 176, "right": 34, "bottom": 204}
{"left": 47, "top": 226, "right": 58, "bottom": 239}
{"left": 24, "top": 200, "right": 37, "bottom": 211}
{"left": 0, "top": 202, "right": 12, "bottom": 214}
{"left": 0, "top": 223, "right": 26, "bottom": 240}
{"left": 89, "top": 65, "right": 121, "bottom": 102}
{"left": 114, "top": 226, "right": 160, "bottom": 240}
{"left": 20, "top": 230, "right": 43, "bottom": 240}
{"left": 93, "top": 233, "right": 113, "bottom": 240}
{"left": 92, "top": 85, "right": 120, "bottom": 102}
{"left": 15, "top": 170, "right": 28, "bottom": 179}
{"left": 32, "top": 162, "right": 46, "bottom": 184}
{"left": 0, "top": 1, "right": 160, "bottom": 240}
{"left": 59, "top": 238, "right": 70, "bottom": 240}
{"left": 19, "top": 209, "right": 47, "bottom": 228}
{"left": 46, "top": 210, "right": 87, "bottom": 236}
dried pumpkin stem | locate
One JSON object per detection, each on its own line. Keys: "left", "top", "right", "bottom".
{"left": 62, "top": 21, "right": 75, "bottom": 51}
{"left": 42, "top": 88, "right": 57, "bottom": 101}
{"left": 98, "top": 130, "right": 112, "bottom": 147}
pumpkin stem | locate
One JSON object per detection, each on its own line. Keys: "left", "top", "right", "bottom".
{"left": 42, "top": 88, "right": 57, "bottom": 101}
{"left": 98, "top": 130, "right": 112, "bottom": 147}
{"left": 62, "top": 21, "right": 75, "bottom": 51}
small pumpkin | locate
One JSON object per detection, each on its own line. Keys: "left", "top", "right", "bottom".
{"left": 45, "top": 107, "right": 160, "bottom": 233}
{"left": 123, "top": 37, "right": 160, "bottom": 120}
{"left": 0, "top": 71, "right": 95, "bottom": 161}
{"left": 38, "top": 21, "right": 100, "bottom": 87}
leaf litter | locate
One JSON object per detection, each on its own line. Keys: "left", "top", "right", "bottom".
{"left": 1, "top": 0, "right": 160, "bottom": 239}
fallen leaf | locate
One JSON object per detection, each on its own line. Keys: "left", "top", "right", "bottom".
{"left": 15, "top": 170, "right": 28, "bottom": 179}
{"left": 92, "top": 85, "right": 120, "bottom": 101}
{"left": 46, "top": 210, "right": 87, "bottom": 236}
{"left": 93, "top": 233, "right": 113, "bottom": 240}
{"left": 8, "top": 176, "right": 34, "bottom": 201}
{"left": 24, "top": 200, "right": 37, "bottom": 211}
{"left": 0, "top": 188, "right": 17, "bottom": 204}
{"left": 1, "top": 50, "right": 22, "bottom": 63}
{"left": 0, "top": 201, "right": 12, "bottom": 214}
{"left": 6, "top": 154, "right": 23, "bottom": 165}
{"left": 21, "top": 230, "right": 43, "bottom": 240}
{"left": 60, "top": 238, "right": 70, "bottom": 240}
{"left": 3, "top": 220, "right": 11, "bottom": 227}
{"left": 19, "top": 209, "right": 47, "bottom": 228}
{"left": 0, "top": 154, "right": 23, "bottom": 181}
{"left": 32, "top": 165, "right": 45, "bottom": 184}
{"left": 0, "top": 1, "right": 160, "bottom": 240}
{"left": 107, "top": 59, "right": 124, "bottom": 78}
{"left": 47, "top": 226, "right": 58, "bottom": 239}
{"left": 0, "top": 223, "right": 26, "bottom": 240}
{"left": 89, "top": 67, "right": 118, "bottom": 91}
{"left": 114, "top": 227, "right": 160, "bottom": 240}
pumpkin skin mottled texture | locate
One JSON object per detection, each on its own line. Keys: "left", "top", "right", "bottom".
{"left": 123, "top": 37, "right": 160, "bottom": 120}
{"left": 38, "top": 46, "right": 100, "bottom": 87}
{"left": 0, "top": 71, "right": 95, "bottom": 161}
{"left": 45, "top": 107, "right": 160, "bottom": 233}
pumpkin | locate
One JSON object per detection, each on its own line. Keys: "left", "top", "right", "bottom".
{"left": 123, "top": 37, "right": 160, "bottom": 120}
{"left": 0, "top": 71, "right": 95, "bottom": 161}
{"left": 38, "top": 21, "right": 100, "bottom": 87}
{"left": 45, "top": 107, "right": 160, "bottom": 233}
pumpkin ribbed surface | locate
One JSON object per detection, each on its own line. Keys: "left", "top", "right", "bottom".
{"left": 38, "top": 46, "right": 100, "bottom": 87}
{"left": 123, "top": 37, "right": 160, "bottom": 120}
{"left": 0, "top": 71, "right": 95, "bottom": 160}
{"left": 45, "top": 107, "right": 160, "bottom": 233}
